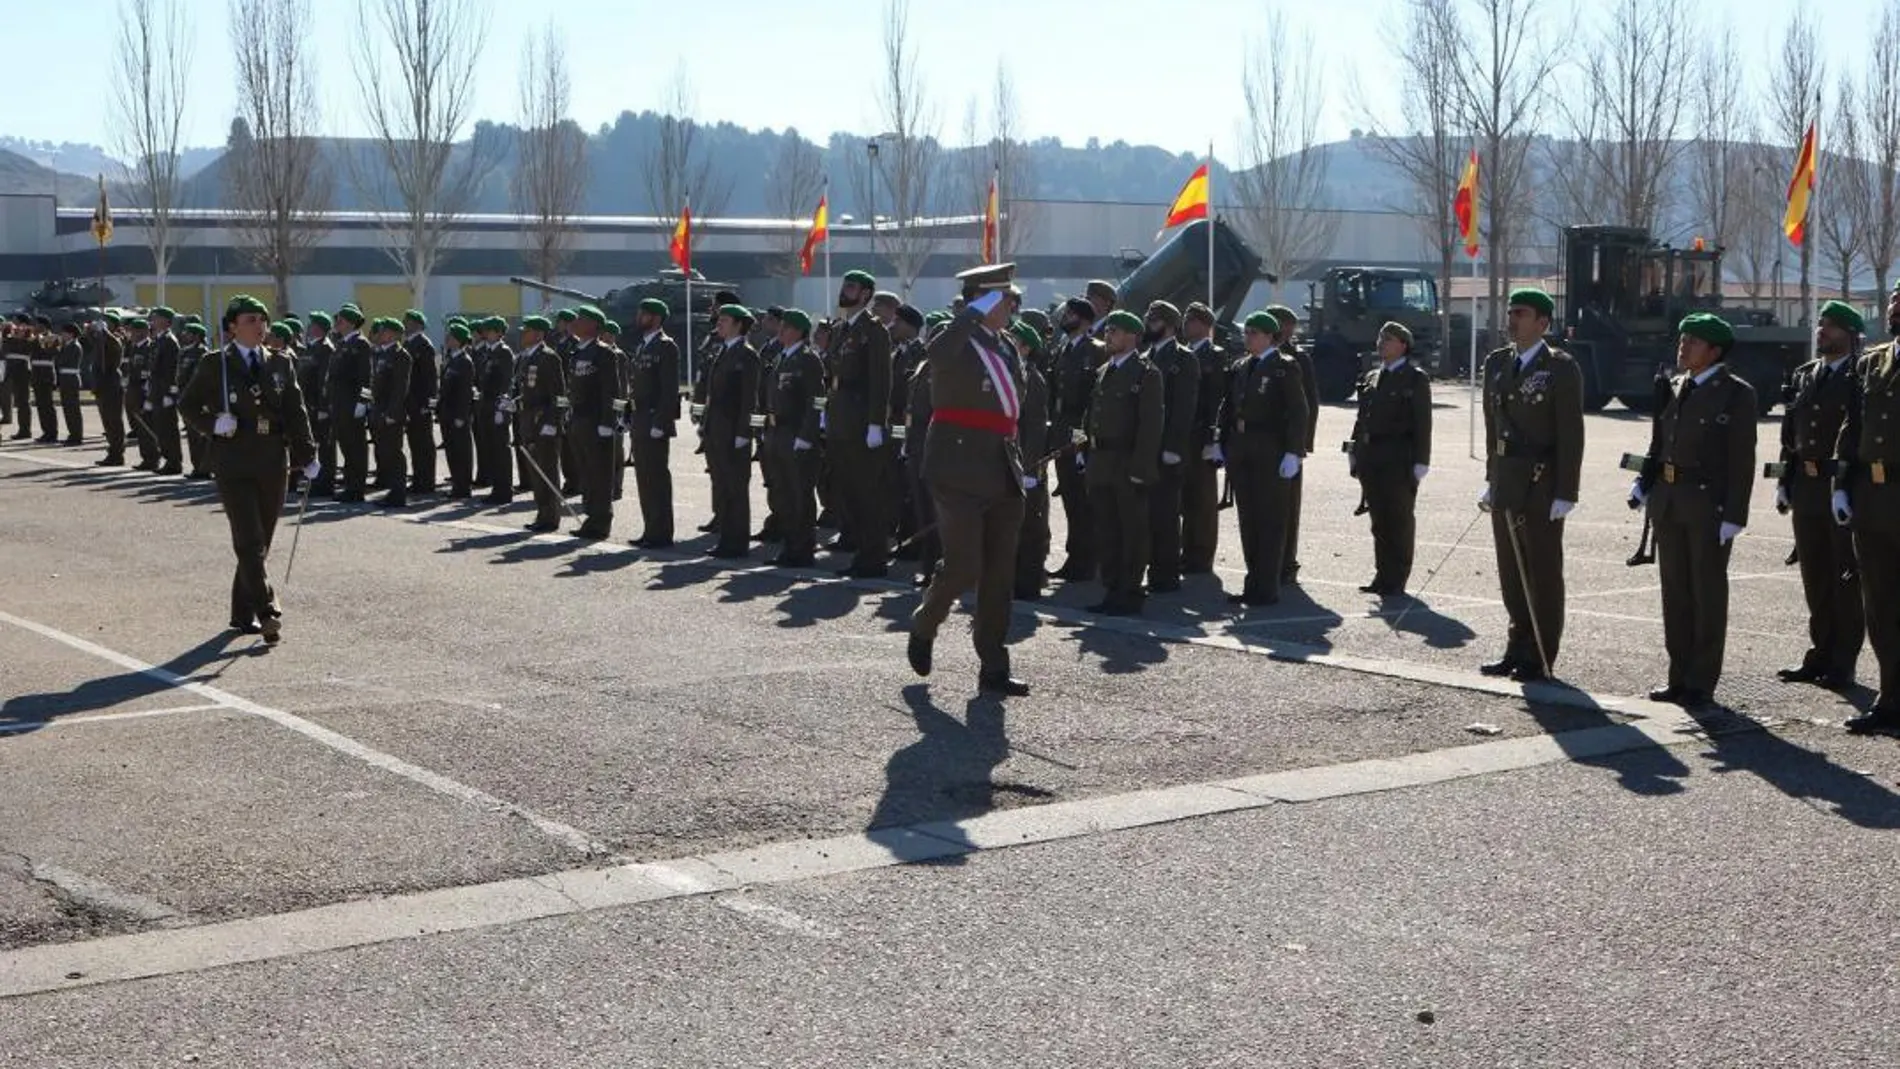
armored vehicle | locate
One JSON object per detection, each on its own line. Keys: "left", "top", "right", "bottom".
{"left": 1303, "top": 266, "right": 1471, "bottom": 401}
{"left": 509, "top": 271, "right": 741, "bottom": 351}
{"left": 9, "top": 278, "right": 119, "bottom": 328}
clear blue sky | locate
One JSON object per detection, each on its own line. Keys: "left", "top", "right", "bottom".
{"left": 11, "top": 0, "right": 1869, "bottom": 159}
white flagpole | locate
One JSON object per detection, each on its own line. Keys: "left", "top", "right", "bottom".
{"left": 1206, "top": 141, "right": 1216, "bottom": 317}
{"left": 993, "top": 163, "right": 1003, "bottom": 264}
{"left": 683, "top": 193, "right": 693, "bottom": 389}
{"left": 1808, "top": 91, "right": 1821, "bottom": 366}
{"left": 822, "top": 175, "right": 832, "bottom": 307}
{"left": 1467, "top": 249, "right": 1480, "bottom": 460}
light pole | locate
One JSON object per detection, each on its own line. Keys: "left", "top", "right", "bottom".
{"left": 866, "top": 138, "right": 879, "bottom": 268}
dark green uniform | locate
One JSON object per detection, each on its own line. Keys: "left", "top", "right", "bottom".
{"left": 889, "top": 336, "right": 927, "bottom": 551}
{"left": 903, "top": 356, "right": 937, "bottom": 582}
{"left": 1350, "top": 357, "right": 1434, "bottom": 593}
{"left": 1050, "top": 330, "right": 1104, "bottom": 578}
{"left": 827, "top": 311, "right": 895, "bottom": 574}
{"left": 177, "top": 338, "right": 209, "bottom": 474}
{"left": 148, "top": 328, "right": 183, "bottom": 471}
{"left": 1085, "top": 352, "right": 1165, "bottom": 612}
{"left": 438, "top": 344, "right": 475, "bottom": 497}
{"left": 368, "top": 343, "right": 413, "bottom": 506}
{"left": 29, "top": 330, "right": 57, "bottom": 442}
{"left": 1637, "top": 364, "right": 1757, "bottom": 700}
{"left": 300, "top": 333, "right": 336, "bottom": 493}
{"left": 92, "top": 328, "right": 126, "bottom": 464}
{"left": 54, "top": 333, "right": 85, "bottom": 442}
{"left": 2, "top": 327, "right": 29, "bottom": 437}
{"left": 1218, "top": 349, "right": 1310, "bottom": 605}
{"left": 566, "top": 335, "right": 625, "bottom": 536}
{"left": 1777, "top": 354, "right": 1862, "bottom": 681}
{"left": 329, "top": 330, "right": 375, "bottom": 500}
{"left": 1182, "top": 337, "right": 1228, "bottom": 573}
{"left": 126, "top": 335, "right": 159, "bottom": 466}
{"left": 478, "top": 340, "right": 518, "bottom": 505}
{"left": 513, "top": 341, "right": 568, "bottom": 529}
{"left": 1146, "top": 337, "right": 1199, "bottom": 590}
{"left": 1015, "top": 350, "right": 1052, "bottom": 598}
{"left": 628, "top": 329, "right": 681, "bottom": 546}
{"left": 764, "top": 341, "right": 826, "bottom": 563}
{"left": 1482, "top": 343, "right": 1586, "bottom": 674}
{"left": 1281, "top": 341, "right": 1319, "bottom": 581}
{"left": 703, "top": 337, "right": 760, "bottom": 556}
{"left": 402, "top": 331, "right": 438, "bottom": 493}
{"left": 1836, "top": 343, "right": 1900, "bottom": 722}
{"left": 753, "top": 337, "right": 785, "bottom": 540}
{"left": 178, "top": 342, "right": 317, "bottom": 633}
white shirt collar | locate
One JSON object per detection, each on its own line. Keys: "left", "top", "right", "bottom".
{"left": 1516, "top": 341, "right": 1544, "bottom": 366}
{"left": 406, "top": 331, "right": 424, "bottom": 342}
{"left": 723, "top": 336, "right": 741, "bottom": 350}
{"left": 1256, "top": 345, "right": 1280, "bottom": 362}
{"left": 643, "top": 329, "right": 661, "bottom": 344}
{"left": 1382, "top": 356, "right": 1409, "bottom": 372}
{"left": 781, "top": 341, "right": 803, "bottom": 357}
{"left": 1108, "top": 350, "right": 1134, "bottom": 367}
{"left": 1191, "top": 338, "right": 1211, "bottom": 352}
{"left": 1691, "top": 363, "right": 1722, "bottom": 386}
{"left": 1825, "top": 353, "right": 1852, "bottom": 374}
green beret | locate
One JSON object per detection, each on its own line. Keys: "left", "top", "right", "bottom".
{"left": 602, "top": 320, "right": 621, "bottom": 336}
{"left": 1677, "top": 312, "right": 1734, "bottom": 349}
{"left": 926, "top": 310, "right": 951, "bottom": 325}
{"left": 180, "top": 314, "right": 202, "bottom": 326}
{"left": 149, "top": 305, "right": 176, "bottom": 320}
{"left": 781, "top": 308, "right": 813, "bottom": 334}
{"left": 1009, "top": 319, "right": 1042, "bottom": 351}
{"left": 1508, "top": 288, "right": 1555, "bottom": 318}
{"left": 843, "top": 269, "right": 876, "bottom": 288}
{"left": 1183, "top": 302, "right": 1215, "bottom": 326}
{"left": 555, "top": 308, "right": 578, "bottom": 322}
{"left": 717, "top": 303, "right": 755, "bottom": 325}
{"left": 1146, "top": 300, "right": 1181, "bottom": 325}
{"left": 638, "top": 297, "right": 669, "bottom": 318}
{"left": 1819, "top": 299, "right": 1865, "bottom": 334}
{"left": 306, "top": 311, "right": 332, "bottom": 329}
{"left": 402, "top": 309, "right": 427, "bottom": 328}
{"left": 1103, "top": 310, "right": 1145, "bottom": 335}
{"left": 269, "top": 321, "right": 295, "bottom": 341}
{"left": 575, "top": 304, "right": 606, "bottom": 326}
{"left": 1265, "top": 304, "right": 1297, "bottom": 323}
{"left": 179, "top": 320, "right": 206, "bottom": 338}
{"left": 102, "top": 310, "right": 122, "bottom": 324}
{"left": 1379, "top": 320, "right": 1415, "bottom": 347}
{"left": 371, "top": 316, "right": 403, "bottom": 334}
{"left": 127, "top": 317, "right": 149, "bottom": 330}
{"left": 336, "top": 306, "right": 365, "bottom": 326}
{"left": 446, "top": 315, "right": 467, "bottom": 328}
{"left": 281, "top": 314, "right": 302, "bottom": 329}
{"left": 1243, "top": 310, "right": 1279, "bottom": 334}
{"left": 224, "top": 294, "right": 269, "bottom": 320}
{"left": 521, "top": 315, "right": 551, "bottom": 332}
{"left": 447, "top": 322, "right": 471, "bottom": 343}
{"left": 474, "top": 316, "right": 501, "bottom": 334}
{"left": 484, "top": 316, "right": 509, "bottom": 333}
{"left": 339, "top": 302, "right": 362, "bottom": 314}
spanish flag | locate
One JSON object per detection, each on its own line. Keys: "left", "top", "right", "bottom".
{"left": 799, "top": 193, "right": 828, "bottom": 276}
{"left": 1453, "top": 149, "right": 1479, "bottom": 259}
{"left": 1157, "top": 161, "right": 1210, "bottom": 241}
{"left": 90, "top": 173, "right": 114, "bottom": 245}
{"left": 1785, "top": 121, "right": 1817, "bottom": 247}
{"left": 669, "top": 203, "right": 692, "bottom": 272}
{"left": 982, "top": 168, "right": 999, "bottom": 263}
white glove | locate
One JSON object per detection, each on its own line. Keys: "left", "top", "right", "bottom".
{"left": 162, "top": 397, "right": 174, "bottom": 408}
{"left": 1774, "top": 484, "right": 1791, "bottom": 513}
{"left": 1201, "top": 444, "right": 1224, "bottom": 463}
{"left": 212, "top": 412, "right": 238, "bottom": 438}
{"left": 1412, "top": 464, "right": 1429, "bottom": 482}
{"left": 968, "top": 291, "right": 1006, "bottom": 315}
{"left": 1628, "top": 479, "right": 1646, "bottom": 507}
{"left": 1478, "top": 484, "right": 1493, "bottom": 512}
{"left": 1023, "top": 475, "right": 1039, "bottom": 490}
{"left": 1833, "top": 489, "right": 1853, "bottom": 525}
{"left": 734, "top": 436, "right": 749, "bottom": 449}
{"left": 143, "top": 401, "right": 154, "bottom": 412}
{"left": 1161, "top": 450, "right": 1181, "bottom": 466}
{"left": 499, "top": 398, "right": 516, "bottom": 413}
{"left": 354, "top": 403, "right": 368, "bottom": 419}
{"left": 540, "top": 424, "right": 556, "bottom": 438}
{"left": 301, "top": 459, "right": 321, "bottom": 481}
{"left": 1718, "top": 521, "right": 1744, "bottom": 544}
{"left": 649, "top": 427, "right": 665, "bottom": 439}
{"left": 793, "top": 437, "right": 812, "bottom": 451}
{"left": 866, "top": 424, "right": 884, "bottom": 449}
{"left": 1076, "top": 453, "right": 1087, "bottom": 473}
{"left": 819, "top": 410, "right": 827, "bottom": 432}
{"left": 454, "top": 418, "right": 466, "bottom": 428}
{"left": 1278, "top": 453, "right": 1301, "bottom": 479}
{"left": 1550, "top": 499, "right": 1575, "bottom": 521}
{"left": 597, "top": 424, "right": 614, "bottom": 438}
{"left": 494, "top": 411, "right": 506, "bottom": 426}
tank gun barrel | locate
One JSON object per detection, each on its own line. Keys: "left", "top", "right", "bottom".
{"left": 506, "top": 276, "right": 601, "bottom": 303}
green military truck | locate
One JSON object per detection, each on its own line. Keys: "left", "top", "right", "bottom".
{"left": 1302, "top": 266, "right": 1472, "bottom": 402}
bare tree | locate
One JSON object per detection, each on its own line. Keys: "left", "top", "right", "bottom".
{"left": 109, "top": 0, "right": 193, "bottom": 303}
{"left": 1232, "top": 14, "right": 1340, "bottom": 295}
{"left": 1687, "top": 26, "right": 1750, "bottom": 263}
{"left": 640, "top": 65, "right": 733, "bottom": 265}
{"left": 1818, "top": 75, "right": 1868, "bottom": 298}
{"left": 1353, "top": 0, "right": 1471, "bottom": 339}
{"left": 350, "top": 0, "right": 497, "bottom": 305}
{"left": 1730, "top": 139, "right": 1786, "bottom": 302}
{"left": 1768, "top": 10, "right": 1821, "bottom": 321}
{"left": 762, "top": 130, "right": 827, "bottom": 285}
{"left": 224, "top": 0, "right": 331, "bottom": 316}
{"left": 870, "top": 0, "right": 944, "bottom": 297}
{"left": 1860, "top": 1, "right": 1900, "bottom": 297}
{"left": 989, "top": 62, "right": 1037, "bottom": 260}
{"left": 511, "top": 20, "right": 587, "bottom": 298}
{"left": 1443, "top": 0, "right": 1558, "bottom": 329}
{"left": 1552, "top": 0, "right": 1691, "bottom": 234}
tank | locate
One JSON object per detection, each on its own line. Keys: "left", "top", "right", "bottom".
{"left": 507, "top": 270, "right": 743, "bottom": 355}
{"left": 9, "top": 278, "right": 119, "bottom": 328}
{"left": 1113, "top": 218, "right": 1263, "bottom": 329}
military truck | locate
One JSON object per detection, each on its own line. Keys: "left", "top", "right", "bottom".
{"left": 1302, "top": 266, "right": 1471, "bottom": 402}
{"left": 1557, "top": 224, "right": 1806, "bottom": 416}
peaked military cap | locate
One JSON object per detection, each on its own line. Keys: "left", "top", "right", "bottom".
{"left": 955, "top": 262, "right": 1019, "bottom": 298}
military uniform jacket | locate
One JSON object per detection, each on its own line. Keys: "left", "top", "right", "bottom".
{"left": 890, "top": 337, "right": 926, "bottom": 429}
{"left": 1779, "top": 354, "right": 1855, "bottom": 515}
{"left": 1218, "top": 350, "right": 1311, "bottom": 463}
{"left": 905, "top": 359, "right": 933, "bottom": 476}
{"left": 404, "top": 333, "right": 439, "bottom": 419}
{"left": 1481, "top": 343, "right": 1585, "bottom": 512}
{"left": 754, "top": 338, "right": 785, "bottom": 416}
{"left": 438, "top": 347, "right": 475, "bottom": 428}
{"left": 1085, "top": 353, "right": 1165, "bottom": 487}
{"left": 513, "top": 342, "right": 568, "bottom": 437}
{"left": 827, "top": 311, "right": 893, "bottom": 438}
{"left": 478, "top": 343, "right": 515, "bottom": 419}
{"left": 1836, "top": 343, "right": 1900, "bottom": 531}
{"left": 1019, "top": 356, "right": 1050, "bottom": 477}
{"left": 27, "top": 334, "right": 57, "bottom": 385}
{"left": 93, "top": 331, "right": 124, "bottom": 395}
{"left": 1283, "top": 340, "right": 1320, "bottom": 453}
{"left": 178, "top": 340, "right": 210, "bottom": 395}
{"left": 329, "top": 333, "right": 375, "bottom": 420}
{"left": 1050, "top": 333, "right": 1106, "bottom": 446}
{"left": 149, "top": 331, "right": 181, "bottom": 407}
{"left": 765, "top": 342, "right": 825, "bottom": 445}
{"left": 179, "top": 343, "right": 318, "bottom": 478}
{"left": 1350, "top": 359, "right": 1433, "bottom": 470}
{"left": 297, "top": 335, "right": 334, "bottom": 421}
{"left": 1149, "top": 338, "right": 1200, "bottom": 460}
{"left": 1638, "top": 363, "right": 1757, "bottom": 527}
{"left": 627, "top": 331, "right": 681, "bottom": 437}
{"left": 56, "top": 338, "right": 83, "bottom": 383}
{"left": 368, "top": 345, "right": 413, "bottom": 428}
{"left": 702, "top": 340, "right": 760, "bottom": 442}
{"left": 1189, "top": 339, "right": 1228, "bottom": 450}
{"left": 126, "top": 337, "right": 152, "bottom": 393}
{"left": 567, "top": 337, "right": 626, "bottom": 432}
{"left": 920, "top": 312, "right": 1026, "bottom": 499}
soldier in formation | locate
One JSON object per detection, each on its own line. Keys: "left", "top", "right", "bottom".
{"left": 1348, "top": 322, "right": 1432, "bottom": 596}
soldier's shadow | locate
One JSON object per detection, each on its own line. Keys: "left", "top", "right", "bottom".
{"left": 772, "top": 577, "right": 873, "bottom": 627}
{"left": 710, "top": 568, "right": 799, "bottom": 605}
{"left": 1700, "top": 726, "right": 1900, "bottom": 829}
{"left": 0, "top": 632, "right": 248, "bottom": 738}
{"left": 865, "top": 684, "right": 1012, "bottom": 865}
{"left": 1380, "top": 596, "right": 1479, "bottom": 649}
{"left": 1523, "top": 694, "right": 1691, "bottom": 797}
{"left": 1072, "top": 620, "right": 1171, "bottom": 675}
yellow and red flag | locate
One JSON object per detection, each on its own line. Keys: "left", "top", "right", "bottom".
{"left": 799, "top": 193, "right": 829, "bottom": 276}
{"left": 1785, "top": 122, "right": 1817, "bottom": 247}
{"left": 1453, "top": 149, "right": 1479, "bottom": 259}
{"left": 1156, "top": 161, "right": 1209, "bottom": 241}
{"left": 669, "top": 203, "right": 692, "bottom": 271}
{"left": 982, "top": 170, "right": 999, "bottom": 262}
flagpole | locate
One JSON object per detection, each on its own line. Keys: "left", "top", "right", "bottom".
{"left": 1468, "top": 249, "right": 1480, "bottom": 460}
{"left": 683, "top": 193, "right": 693, "bottom": 390}
{"left": 1206, "top": 141, "right": 1216, "bottom": 318}
{"left": 1807, "top": 89, "right": 1820, "bottom": 366}
{"left": 993, "top": 163, "right": 1003, "bottom": 264}
{"left": 822, "top": 175, "right": 832, "bottom": 307}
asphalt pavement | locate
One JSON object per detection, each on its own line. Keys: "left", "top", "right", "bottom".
{"left": 1, "top": 387, "right": 1896, "bottom": 1067}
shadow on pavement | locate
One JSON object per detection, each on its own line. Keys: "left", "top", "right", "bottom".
{"left": 1701, "top": 727, "right": 1900, "bottom": 830}
{"left": 1523, "top": 686, "right": 1692, "bottom": 797}
{"left": 0, "top": 632, "right": 248, "bottom": 739}
{"left": 867, "top": 684, "right": 1016, "bottom": 864}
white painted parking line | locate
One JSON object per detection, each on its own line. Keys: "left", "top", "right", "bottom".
{"left": 0, "top": 703, "right": 227, "bottom": 735}
{"left": 0, "top": 609, "right": 616, "bottom": 861}
{"left": 0, "top": 708, "right": 1706, "bottom": 1000}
